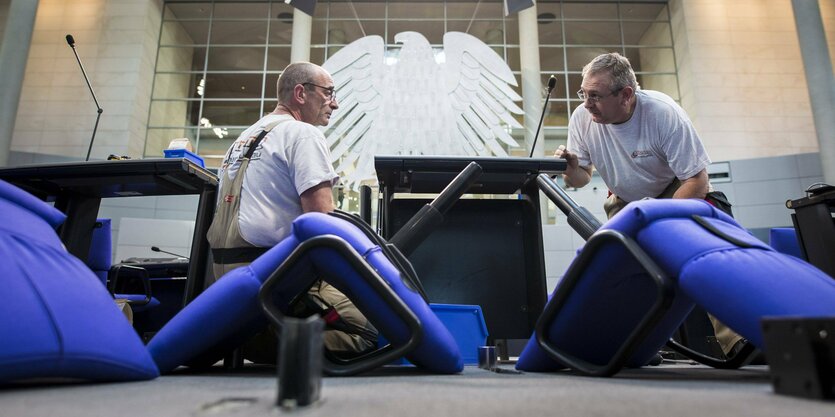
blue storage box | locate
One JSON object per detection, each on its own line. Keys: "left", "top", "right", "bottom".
{"left": 378, "top": 303, "right": 488, "bottom": 366}
{"left": 163, "top": 149, "right": 204, "bottom": 168}
{"left": 430, "top": 303, "right": 488, "bottom": 365}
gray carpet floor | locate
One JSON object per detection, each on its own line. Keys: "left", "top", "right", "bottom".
{"left": 1, "top": 362, "right": 832, "bottom": 417}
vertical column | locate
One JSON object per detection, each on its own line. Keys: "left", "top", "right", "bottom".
{"left": 291, "top": 9, "right": 312, "bottom": 63}
{"left": 518, "top": 6, "right": 543, "bottom": 157}
{"left": 792, "top": 0, "right": 835, "bottom": 184}
{"left": 518, "top": 6, "right": 550, "bottom": 225}
{"left": 0, "top": 0, "right": 39, "bottom": 166}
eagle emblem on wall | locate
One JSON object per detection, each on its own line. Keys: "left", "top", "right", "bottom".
{"left": 322, "top": 31, "right": 523, "bottom": 189}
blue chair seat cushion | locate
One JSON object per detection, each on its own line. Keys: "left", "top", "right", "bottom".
{"left": 0, "top": 180, "right": 159, "bottom": 382}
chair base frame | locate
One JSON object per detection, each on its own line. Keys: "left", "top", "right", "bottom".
{"left": 258, "top": 235, "right": 423, "bottom": 376}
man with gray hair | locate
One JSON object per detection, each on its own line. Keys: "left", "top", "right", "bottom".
{"left": 208, "top": 62, "right": 377, "bottom": 361}
{"left": 555, "top": 52, "right": 744, "bottom": 359}
{"left": 555, "top": 52, "right": 711, "bottom": 218}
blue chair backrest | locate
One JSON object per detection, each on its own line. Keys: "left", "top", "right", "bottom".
{"left": 87, "top": 218, "right": 112, "bottom": 285}
{"left": 769, "top": 227, "right": 804, "bottom": 259}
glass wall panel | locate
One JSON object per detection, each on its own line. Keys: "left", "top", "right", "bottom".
{"left": 540, "top": 47, "right": 566, "bottom": 72}
{"left": 388, "top": 21, "right": 446, "bottom": 44}
{"left": 203, "top": 73, "right": 265, "bottom": 99}
{"left": 200, "top": 100, "right": 262, "bottom": 126}
{"left": 538, "top": 20, "right": 564, "bottom": 45}
{"left": 562, "top": 2, "right": 618, "bottom": 19}
{"left": 544, "top": 100, "right": 570, "bottom": 126}
{"left": 164, "top": 3, "right": 211, "bottom": 20}
{"left": 625, "top": 47, "right": 676, "bottom": 73}
{"left": 620, "top": 3, "right": 668, "bottom": 21}
{"left": 637, "top": 74, "right": 680, "bottom": 99}
{"left": 446, "top": 21, "right": 505, "bottom": 45}
{"left": 566, "top": 46, "right": 615, "bottom": 71}
{"left": 266, "top": 46, "right": 292, "bottom": 70}
{"left": 326, "top": 20, "right": 385, "bottom": 44}
{"left": 210, "top": 20, "right": 268, "bottom": 44}
{"left": 149, "top": 100, "right": 200, "bottom": 127}
{"left": 156, "top": 46, "right": 206, "bottom": 71}
{"left": 153, "top": 73, "right": 202, "bottom": 99}
{"left": 622, "top": 21, "right": 671, "bottom": 45}
{"left": 161, "top": 21, "right": 210, "bottom": 45}
{"left": 327, "top": 2, "right": 386, "bottom": 18}
{"left": 504, "top": 18, "right": 519, "bottom": 44}
{"left": 151, "top": 0, "right": 679, "bottom": 170}
{"left": 269, "top": 20, "right": 294, "bottom": 44}
{"left": 207, "top": 46, "right": 266, "bottom": 70}
{"left": 388, "top": 3, "right": 445, "bottom": 19}
{"left": 213, "top": 2, "right": 269, "bottom": 19}
{"left": 564, "top": 21, "right": 622, "bottom": 45}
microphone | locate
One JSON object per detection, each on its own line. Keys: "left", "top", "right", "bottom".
{"left": 151, "top": 246, "right": 188, "bottom": 259}
{"left": 529, "top": 75, "right": 557, "bottom": 158}
{"left": 65, "top": 33, "right": 103, "bottom": 161}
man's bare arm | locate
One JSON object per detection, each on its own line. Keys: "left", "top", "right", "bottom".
{"left": 555, "top": 145, "right": 593, "bottom": 188}
{"left": 300, "top": 181, "right": 335, "bottom": 213}
{"left": 672, "top": 169, "right": 709, "bottom": 199}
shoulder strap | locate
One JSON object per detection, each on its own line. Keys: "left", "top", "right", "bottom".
{"left": 243, "top": 119, "right": 286, "bottom": 159}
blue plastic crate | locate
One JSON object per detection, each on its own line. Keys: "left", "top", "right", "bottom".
{"left": 377, "top": 303, "right": 488, "bottom": 366}
{"left": 163, "top": 148, "right": 204, "bottom": 168}
{"left": 430, "top": 303, "right": 488, "bottom": 365}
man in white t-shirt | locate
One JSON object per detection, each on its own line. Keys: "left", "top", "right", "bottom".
{"left": 208, "top": 62, "right": 377, "bottom": 360}
{"left": 555, "top": 53, "right": 743, "bottom": 358}
{"left": 556, "top": 52, "right": 711, "bottom": 218}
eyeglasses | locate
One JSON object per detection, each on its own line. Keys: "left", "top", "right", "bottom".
{"left": 302, "top": 82, "right": 336, "bottom": 102}
{"left": 576, "top": 88, "right": 622, "bottom": 103}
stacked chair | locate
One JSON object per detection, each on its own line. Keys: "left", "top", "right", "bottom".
{"left": 517, "top": 195, "right": 835, "bottom": 376}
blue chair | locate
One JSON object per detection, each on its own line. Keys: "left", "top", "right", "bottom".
{"left": 147, "top": 211, "right": 463, "bottom": 376}
{"left": 517, "top": 199, "right": 835, "bottom": 376}
{"left": 0, "top": 179, "right": 159, "bottom": 383}
{"left": 86, "top": 218, "right": 161, "bottom": 312}
{"left": 769, "top": 227, "right": 805, "bottom": 260}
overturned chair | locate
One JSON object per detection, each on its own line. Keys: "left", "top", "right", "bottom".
{"left": 0, "top": 179, "right": 159, "bottom": 383}
{"left": 148, "top": 163, "right": 483, "bottom": 376}
{"left": 148, "top": 211, "right": 462, "bottom": 375}
{"left": 516, "top": 198, "right": 835, "bottom": 376}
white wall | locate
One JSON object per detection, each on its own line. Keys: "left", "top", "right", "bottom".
{"left": 669, "top": 0, "right": 835, "bottom": 162}
{"left": 11, "top": 0, "right": 162, "bottom": 162}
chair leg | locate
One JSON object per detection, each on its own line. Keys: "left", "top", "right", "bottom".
{"left": 223, "top": 348, "right": 245, "bottom": 369}
{"left": 666, "top": 339, "right": 759, "bottom": 369}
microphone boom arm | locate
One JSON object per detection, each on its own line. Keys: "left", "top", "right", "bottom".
{"left": 67, "top": 35, "right": 103, "bottom": 161}
{"left": 529, "top": 75, "right": 557, "bottom": 158}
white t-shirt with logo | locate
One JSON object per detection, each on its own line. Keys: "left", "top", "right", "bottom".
{"left": 218, "top": 113, "right": 338, "bottom": 247}
{"left": 567, "top": 89, "right": 710, "bottom": 203}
